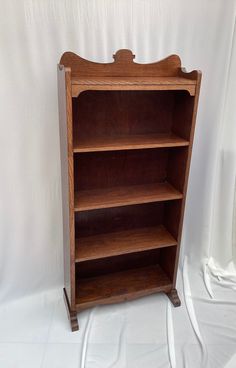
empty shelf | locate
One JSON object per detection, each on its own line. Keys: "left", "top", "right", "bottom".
{"left": 76, "top": 264, "right": 172, "bottom": 309}
{"left": 75, "top": 225, "right": 177, "bottom": 262}
{"left": 73, "top": 133, "right": 189, "bottom": 153}
{"left": 74, "top": 182, "right": 183, "bottom": 211}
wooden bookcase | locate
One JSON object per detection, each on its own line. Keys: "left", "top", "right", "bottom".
{"left": 57, "top": 49, "right": 201, "bottom": 331}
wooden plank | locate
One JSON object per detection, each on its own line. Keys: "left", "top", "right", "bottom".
{"left": 72, "top": 76, "right": 196, "bottom": 85}
{"left": 74, "top": 182, "right": 183, "bottom": 212}
{"left": 57, "top": 65, "right": 76, "bottom": 311}
{"left": 76, "top": 265, "right": 172, "bottom": 310}
{"left": 73, "top": 133, "right": 189, "bottom": 153}
{"left": 72, "top": 83, "right": 196, "bottom": 97}
{"left": 75, "top": 225, "right": 177, "bottom": 262}
{"left": 170, "top": 68, "right": 202, "bottom": 286}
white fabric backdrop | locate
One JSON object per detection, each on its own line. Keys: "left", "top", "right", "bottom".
{"left": 1, "top": 1, "right": 236, "bottom": 367}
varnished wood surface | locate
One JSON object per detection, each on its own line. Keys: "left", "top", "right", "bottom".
{"left": 63, "top": 288, "right": 79, "bottom": 331}
{"left": 73, "top": 133, "right": 189, "bottom": 153}
{"left": 75, "top": 203, "right": 164, "bottom": 237}
{"left": 75, "top": 225, "right": 177, "bottom": 262}
{"left": 73, "top": 91, "right": 175, "bottom": 140}
{"left": 74, "top": 182, "right": 183, "bottom": 211}
{"left": 76, "top": 264, "right": 172, "bottom": 310}
{"left": 72, "top": 76, "right": 196, "bottom": 96}
{"left": 74, "top": 149, "right": 169, "bottom": 191}
{"left": 166, "top": 288, "right": 181, "bottom": 307}
{"left": 58, "top": 67, "right": 71, "bottom": 303}
{"left": 72, "top": 76, "right": 196, "bottom": 85}
{"left": 60, "top": 50, "right": 182, "bottom": 78}
{"left": 72, "top": 83, "right": 196, "bottom": 97}
{"left": 76, "top": 248, "right": 162, "bottom": 278}
{"left": 57, "top": 65, "right": 76, "bottom": 309}
{"left": 58, "top": 49, "right": 202, "bottom": 325}
{"left": 171, "top": 69, "right": 202, "bottom": 286}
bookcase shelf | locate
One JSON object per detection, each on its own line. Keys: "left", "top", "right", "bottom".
{"left": 71, "top": 76, "right": 197, "bottom": 97}
{"left": 58, "top": 49, "right": 201, "bottom": 331}
{"left": 73, "top": 133, "right": 189, "bottom": 153}
{"left": 75, "top": 225, "right": 177, "bottom": 262}
{"left": 75, "top": 264, "right": 172, "bottom": 310}
{"left": 74, "top": 182, "right": 183, "bottom": 212}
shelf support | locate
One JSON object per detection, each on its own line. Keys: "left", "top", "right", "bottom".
{"left": 166, "top": 288, "right": 181, "bottom": 307}
{"left": 63, "top": 288, "right": 79, "bottom": 332}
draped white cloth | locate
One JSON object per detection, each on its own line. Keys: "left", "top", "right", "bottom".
{"left": 1, "top": 1, "right": 236, "bottom": 367}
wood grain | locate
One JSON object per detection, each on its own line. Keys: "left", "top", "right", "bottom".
{"left": 58, "top": 49, "right": 201, "bottom": 325}
{"left": 72, "top": 76, "right": 196, "bottom": 85}
{"left": 63, "top": 288, "right": 79, "bottom": 331}
{"left": 71, "top": 76, "right": 196, "bottom": 96}
{"left": 72, "top": 83, "right": 196, "bottom": 97}
{"left": 60, "top": 50, "right": 182, "bottom": 78}
{"left": 76, "top": 248, "right": 161, "bottom": 278}
{"left": 75, "top": 203, "right": 164, "bottom": 237}
{"left": 73, "top": 133, "right": 189, "bottom": 153}
{"left": 74, "top": 182, "right": 183, "bottom": 211}
{"left": 171, "top": 69, "right": 202, "bottom": 286}
{"left": 75, "top": 225, "right": 177, "bottom": 262}
{"left": 73, "top": 91, "right": 175, "bottom": 140}
{"left": 74, "top": 149, "right": 169, "bottom": 191}
{"left": 76, "top": 264, "right": 172, "bottom": 310}
{"left": 166, "top": 288, "right": 181, "bottom": 307}
{"left": 57, "top": 65, "right": 76, "bottom": 310}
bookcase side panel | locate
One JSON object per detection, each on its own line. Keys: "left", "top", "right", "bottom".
{"left": 58, "top": 66, "right": 76, "bottom": 309}
{"left": 172, "top": 72, "right": 202, "bottom": 286}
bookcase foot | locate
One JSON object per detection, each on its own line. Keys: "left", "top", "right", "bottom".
{"left": 63, "top": 288, "right": 79, "bottom": 332}
{"left": 166, "top": 288, "right": 181, "bottom": 307}
{"left": 69, "top": 311, "right": 79, "bottom": 332}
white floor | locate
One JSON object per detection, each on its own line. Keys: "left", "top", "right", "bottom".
{"left": 1, "top": 263, "right": 236, "bottom": 368}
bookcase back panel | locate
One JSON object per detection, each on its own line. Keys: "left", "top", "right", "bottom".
{"left": 73, "top": 90, "right": 194, "bottom": 141}
{"left": 73, "top": 91, "right": 174, "bottom": 137}
{"left": 75, "top": 202, "right": 164, "bottom": 237}
{"left": 76, "top": 249, "right": 161, "bottom": 278}
{"left": 76, "top": 246, "right": 177, "bottom": 282}
{"left": 75, "top": 200, "right": 182, "bottom": 239}
{"left": 74, "top": 149, "right": 168, "bottom": 190}
{"left": 74, "top": 147, "right": 188, "bottom": 192}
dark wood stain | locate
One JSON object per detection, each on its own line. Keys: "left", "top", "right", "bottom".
{"left": 57, "top": 49, "right": 201, "bottom": 331}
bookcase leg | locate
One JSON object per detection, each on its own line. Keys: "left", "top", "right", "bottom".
{"left": 69, "top": 311, "right": 79, "bottom": 332}
{"left": 63, "top": 288, "right": 79, "bottom": 332}
{"left": 166, "top": 288, "right": 181, "bottom": 307}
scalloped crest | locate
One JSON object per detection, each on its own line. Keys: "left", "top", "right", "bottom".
{"left": 59, "top": 49, "right": 183, "bottom": 78}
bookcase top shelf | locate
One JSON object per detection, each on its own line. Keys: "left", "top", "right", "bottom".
{"left": 59, "top": 49, "right": 200, "bottom": 97}
{"left": 72, "top": 76, "right": 196, "bottom": 86}
{"left": 71, "top": 76, "right": 196, "bottom": 96}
